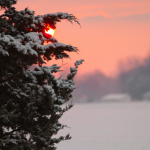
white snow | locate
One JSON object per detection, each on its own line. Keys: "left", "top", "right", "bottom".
{"left": 0, "top": 45, "right": 9, "bottom": 56}
{"left": 24, "top": 32, "right": 41, "bottom": 44}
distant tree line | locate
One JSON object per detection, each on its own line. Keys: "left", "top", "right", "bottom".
{"left": 118, "top": 55, "right": 150, "bottom": 100}
{"left": 73, "top": 54, "right": 150, "bottom": 101}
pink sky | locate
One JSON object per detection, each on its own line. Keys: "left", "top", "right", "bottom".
{"left": 13, "top": 0, "right": 150, "bottom": 76}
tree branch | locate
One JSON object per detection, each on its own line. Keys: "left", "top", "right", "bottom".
{"left": 0, "top": 12, "right": 17, "bottom": 18}
{"left": 2, "top": 126, "right": 23, "bottom": 137}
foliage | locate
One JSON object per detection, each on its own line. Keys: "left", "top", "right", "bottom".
{"left": 0, "top": 0, "right": 17, "bottom": 10}
{"left": 0, "top": 0, "right": 84, "bottom": 149}
{"left": 118, "top": 56, "right": 150, "bottom": 100}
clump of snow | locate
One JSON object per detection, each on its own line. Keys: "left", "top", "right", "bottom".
{"left": 74, "top": 59, "right": 84, "bottom": 68}
{"left": 0, "top": 45, "right": 9, "bottom": 56}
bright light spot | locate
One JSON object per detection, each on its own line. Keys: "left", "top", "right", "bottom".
{"left": 44, "top": 23, "right": 55, "bottom": 36}
{"left": 45, "top": 28, "right": 55, "bottom": 36}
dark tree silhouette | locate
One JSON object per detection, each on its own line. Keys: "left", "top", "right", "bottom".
{"left": 0, "top": 0, "right": 84, "bottom": 149}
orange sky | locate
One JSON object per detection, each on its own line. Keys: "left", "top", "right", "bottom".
{"left": 13, "top": 0, "right": 150, "bottom": 76}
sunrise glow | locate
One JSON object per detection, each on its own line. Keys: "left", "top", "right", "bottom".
{"left": 44, "top": 23, "right": 55, "bottom": 36}
{"left": 45, "top": 28, "right": 55, "bottom": 36}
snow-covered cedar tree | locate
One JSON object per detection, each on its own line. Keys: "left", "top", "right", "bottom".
{"left": 0, "top": 0, "right": 84, "bottom": 149}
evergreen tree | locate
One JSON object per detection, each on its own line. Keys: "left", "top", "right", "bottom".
{"left": 0, "top": 0, "right": 84, "bottom": 149}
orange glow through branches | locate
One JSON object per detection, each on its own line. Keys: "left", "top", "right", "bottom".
{"left": 44, "top": 23, "right": 55, "bottom": 36}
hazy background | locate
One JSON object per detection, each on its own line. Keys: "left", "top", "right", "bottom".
{"left": 73, "top": 54, "right": 150, "bottom": 102}
{"left": 5, "top": 0, "right": 150, "bottom": 102}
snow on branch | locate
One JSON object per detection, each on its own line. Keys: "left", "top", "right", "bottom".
{"left": 44, "top": 42, "right": 78, "bottom": 53}
{"left": 0, "top": 2, "right": 84, "bottom": 149}
{"left": 0, "top": 45, "right": 9, "bottom": 56}
{"left": 42, "top": 12, "right": 80, "bottom": 28}
{"left": 0, "top": 33, "right": 79, "bottom": 67}
{"left": 29, "top": 41, "right": 78, "bottom": 62}
{"left": 74, "top": 59, "right": 84, "bottom": 68}
{"left": 67, "top": 59, "right": 84, "bottom": 80}
{"left": 0, "top": 0, "right": 17, "bottom": 9}
{"left": 0, "top": 34, "right": 38, "bottom": 56}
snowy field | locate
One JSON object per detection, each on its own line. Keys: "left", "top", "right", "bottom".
{"left": 55, "top": 101, "right": 150, "bottom": 150}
